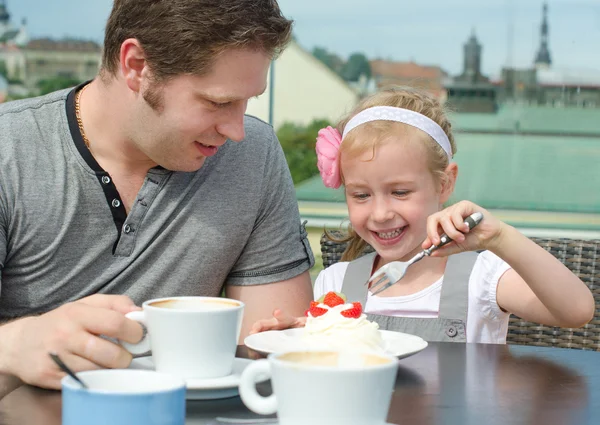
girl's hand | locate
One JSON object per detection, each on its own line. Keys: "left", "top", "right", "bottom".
{"left": 249, "top": 309, "right": 307, "bottom": 335}
{"left": 422, "top": 200, "right": 509, "bottom": 256}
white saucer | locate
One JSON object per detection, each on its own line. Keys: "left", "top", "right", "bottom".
{"left": 220, "top": 422, "right": 395, "bottom": 425}
{"left": 244, "top": 328, "right": 428, "bottom": 360}
{"left": 129, "top": 357, "right": 254, "bottom": 400}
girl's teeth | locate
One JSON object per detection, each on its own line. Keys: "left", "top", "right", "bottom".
{"left": 377, "top": 227, "right": 404, "bottom": 239}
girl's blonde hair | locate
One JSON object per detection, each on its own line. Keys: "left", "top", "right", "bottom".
{"left": 327, "top": 86, "right": 457, "bottom": 262}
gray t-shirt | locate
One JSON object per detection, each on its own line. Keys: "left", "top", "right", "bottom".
{"left": 0, "top": 87, "right": 314, "bottom": 320}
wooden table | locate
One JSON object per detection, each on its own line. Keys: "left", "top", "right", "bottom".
{"left": 0, "top": 342, "right": 597, "bottom": 425}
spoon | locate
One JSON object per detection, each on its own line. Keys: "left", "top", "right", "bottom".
{"left": 48, "top": 352, "right": 88, "bottom": 389}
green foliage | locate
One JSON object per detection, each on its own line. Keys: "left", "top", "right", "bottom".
{"left": 0, "top": 60, "right": 7, "bottom": 79}
{"left": 5, "top": 93, "right": 31, "bottom": 102}
{"left": 341, "top": 53, "right": 372, "bottom": 82}
{"left": 312, "top": 46, "right": 344, "bottom": 75}
{"left": 312, "top": 48, "right": 371, "bottom": 83}
{"left": 277, "top": 118, "right": 331, "bottom": 185}
{"left": 36, "top": 76, "right": 82, "bottom": 95}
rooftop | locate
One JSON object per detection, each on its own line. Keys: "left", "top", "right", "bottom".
{"left": 370, "top": 60, "right": 448, "bottom": 98}
{"left": 371, "top": 60, "right": 447, "bottom": 81}
{"left": 537, "top": 68, "right": 600, "bottom": 88}
{"left": 450, "top": 104, "right": 600, "bottom": 137}
{"left": 24, "top": 38, "right": 101, "bottom": 53}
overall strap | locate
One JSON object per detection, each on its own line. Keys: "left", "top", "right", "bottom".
{"left": 340, "top": 252, "right": 377, "bottom": 305}
{"left": 341, "top": 251, "right": 479, "bottom": 322}
{"left": 438, "top": 251, "right": 479, "bottom": 321}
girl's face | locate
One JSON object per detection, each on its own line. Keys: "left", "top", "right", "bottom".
{"left": 342, "top": 136, "right": 452, "bottom": 264}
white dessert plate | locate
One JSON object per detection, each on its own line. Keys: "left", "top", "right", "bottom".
{"left": 129, "top": 357, "right": 256, "bottom": 400}
{"left": 244, "top": 328, "right": 428, "bottom": 359}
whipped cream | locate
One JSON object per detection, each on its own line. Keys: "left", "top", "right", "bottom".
{"left": 302, "top": 303, "right": 385, "bottom": 353}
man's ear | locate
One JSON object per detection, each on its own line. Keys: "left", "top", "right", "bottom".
{"left": 119, "top": 38, "right": 148, "bottom": 93}
{"left": 440, "top": 162, "right": 458, "bottom": 205}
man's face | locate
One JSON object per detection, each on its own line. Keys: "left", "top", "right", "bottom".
{"left": 132, "top": 48, "right": 271, "bottom": 171}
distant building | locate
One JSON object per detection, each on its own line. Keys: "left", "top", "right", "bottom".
{"left": 447, "top": 2, "right": 600, "bottom": 110}
{"left": 498, "top": 2, "right": 600, "bottom": 108}
{"left": 0, "top": 0, "right": 28, "bottom": 46}
{"left": 536, "top": 68, "right": 600, "bottom": 108}
{"left": 497, "top": 67, "right": 537, "bottom": 105}
{"left": 369, "top": 59, "right": 448, "bottom": 99}
{"left": 499, "top": 67, "right": 600, "bottom": 108}
{"left": 0, "top": 1, "right": 100, "bottom": 93}
{"left": 246, "top": 40, "right": 359, "bottom": 130}
{"left": 3, "top": 38, "right": 101, "bottom": 91}
{"left": 445, "top": 30, "right": 497, "bottom": 113}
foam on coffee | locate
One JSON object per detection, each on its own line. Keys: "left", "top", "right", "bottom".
{"left": 279, "top": 351, "right": 392, "bottom": 368}
{"left": 149, "top": 298, "right": 240, "bottom": 311}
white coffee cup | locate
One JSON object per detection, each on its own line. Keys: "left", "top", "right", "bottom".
{"left": 239, "top": 350, "right": 398, "bottom": 425}
{"left": 122, "top": 296, "right": 244, "bottom": 380}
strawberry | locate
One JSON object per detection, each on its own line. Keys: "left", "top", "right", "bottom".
{"left": 305, "top": 302, "right": 328, "bottom": 318}
{"left": 340, "top": 302, "right": 363, "bottom": 319}
{"left": 322, "top": 292, "right": 345, "bottom": 308}
{"left": 317, "top": 291, "right": 347, "bottom": 306}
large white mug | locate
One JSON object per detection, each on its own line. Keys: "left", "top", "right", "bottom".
{"left": 239, "top": 350, "right": 399, "bottom": 425}
{"left": 122, "top": 296, "right": 244, "bottom": 380}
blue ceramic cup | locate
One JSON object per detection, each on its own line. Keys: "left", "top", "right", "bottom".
{"left": 62, "top": 369, "right": 186, "bottom": 425}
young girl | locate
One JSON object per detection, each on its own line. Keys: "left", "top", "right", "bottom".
{"left": 251, "top": 86, "right": 594, "bottom": 343}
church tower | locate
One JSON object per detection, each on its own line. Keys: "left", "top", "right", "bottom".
{"left": 0, "top": 0, "right": 11, "bottom": 36}
{"left": 534, "top": 2, "right": 552, "bottom": 69}
{"left": 461, "top": 29, "right": 483, "bottom": 83}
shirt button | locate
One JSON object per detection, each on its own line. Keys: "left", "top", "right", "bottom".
{"left": 111, "top": 199, "right": 121, "bottom": 208}
{"left": 123, "top": 224, "right": 132, "bottom": 234}
{"left": 101, "top": 176, "right": 111, "bottom": 185}
{"left": 446, "top": 326, "right": 458, "bottom": 338}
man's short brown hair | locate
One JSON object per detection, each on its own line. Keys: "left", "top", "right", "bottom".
{"left": 101, "top": 0, "right": 293, "bottom": 81}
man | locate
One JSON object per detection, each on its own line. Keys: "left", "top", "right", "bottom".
{"left": 0, "top": 0, "right": 314, "bottom": 389}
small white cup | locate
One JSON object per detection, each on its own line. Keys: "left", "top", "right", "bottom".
{"left": 239, "top": 351, "right": 398, "bottom": 425}
{"left": 122, "top": 296, "right": 244, "bottom": 380}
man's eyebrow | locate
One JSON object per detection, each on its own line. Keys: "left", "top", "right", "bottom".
{"left": 199, "top": 86, "right": 267, "bottom": 103}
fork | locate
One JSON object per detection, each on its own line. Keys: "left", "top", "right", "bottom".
{"left": 368, "top": 212, "right": 484, "bottom": 296}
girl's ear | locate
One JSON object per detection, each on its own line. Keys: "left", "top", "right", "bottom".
{"left": 440, "top": 162, "right": 458, "bottom": 204}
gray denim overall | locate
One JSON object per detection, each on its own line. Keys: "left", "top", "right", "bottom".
{"left": 341, "top": 252, "right": 479, "bottom": 342}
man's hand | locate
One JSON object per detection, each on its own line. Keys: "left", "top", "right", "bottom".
{"left": 0, "top": 294, "right": 144, "bottom": 389}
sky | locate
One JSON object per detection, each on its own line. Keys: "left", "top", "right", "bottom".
{"left": 5, "top": 0, "right": 600, "bottom": 78}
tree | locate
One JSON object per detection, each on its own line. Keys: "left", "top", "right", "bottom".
{"left": 0, "top": 60, "right": 7, "bottom": 79}
{"left": 340, "top": 53, "right": 371, "bottom": 82}
{"left": 36, "top": 76, "right": 82, "bottom": 95}
{"left": 277, "top": 118, "right": 331, "bottom": 185}
{"left": 312, "top": 47, "right": 344, "bottom": 75}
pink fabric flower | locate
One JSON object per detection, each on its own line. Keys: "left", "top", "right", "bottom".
{"left": 315, "top": 126, "right": 342, "bottom": 189}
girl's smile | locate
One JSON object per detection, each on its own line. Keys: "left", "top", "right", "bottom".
{"left": 341, "top": 130, "right": 453, "bottom": 265}
{"left": 370, "top": 225, "right": 408, "bottom": 246}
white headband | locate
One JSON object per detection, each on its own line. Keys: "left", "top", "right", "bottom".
{"left": 342, "top": 106, "right": 453, "bottom": 160}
